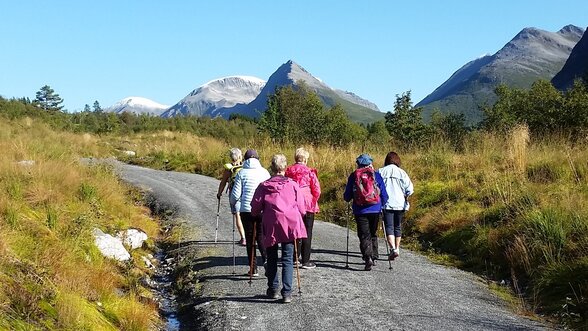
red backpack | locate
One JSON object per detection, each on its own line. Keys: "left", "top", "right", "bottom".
{"left": 353, "top": 167, "right": 380, "bottom": 206}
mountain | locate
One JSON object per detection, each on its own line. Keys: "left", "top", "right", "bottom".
{"left": 552, "top": 27, "right": 588, "bottom": 90}
{"left": 216, "top": 60, "right": 384, "bottom": 124}
{"left": 417, "top": 25, "right": 585, "bottom": 124}
{"left": 104, "top": 97, "right": 169, "bottom": 116}
{"left": 161, "top": 76, "right": 265, "bottom": 118}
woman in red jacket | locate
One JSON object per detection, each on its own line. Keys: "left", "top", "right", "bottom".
{"left": 285, "top": 147, "right": 321, "bottom": 269}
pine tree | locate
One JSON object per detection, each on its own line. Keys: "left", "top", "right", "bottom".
{"left": 93, "top": 100, "right": 102, "bottom": 113}
{"left": 84, "top": 104, "right": 91, "bottom": 112}
{"left": 33, "top": 85, "right": 64, "bottom": 112}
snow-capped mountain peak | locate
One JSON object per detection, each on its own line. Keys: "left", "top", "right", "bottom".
{"left": 162, "top": 76, "right": 266, "bottom": 118}
{"left": 105, "top": 97, "right": 169, "bottom": 116}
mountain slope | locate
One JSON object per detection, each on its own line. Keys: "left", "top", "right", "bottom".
{"left": 161, "top": 76, "right": 265, "bottom": 118}
{"left": 552, "top": 27, "right": 588, "bottom": 90}
{"left": 417, "top": 25, "right": 584, "bottom": 124}
{"left": 105, "top": 97, "right": 169, "bottom": 116}
{"left": 217, "top": 60, "right": 384, "bottom": 124}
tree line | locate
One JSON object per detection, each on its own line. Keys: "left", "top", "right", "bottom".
{"left": 3, "top": 78, "right": 588, "bottom": 148}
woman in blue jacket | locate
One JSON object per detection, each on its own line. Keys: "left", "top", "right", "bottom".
{"left": 344, "top": 154, "right": 388, "bottom": 271}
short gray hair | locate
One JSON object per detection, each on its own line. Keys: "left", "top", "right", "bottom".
{"left": 270, "top": 154, "right": 287, "bottom": 174}
{"left": 295, "top": 147, "right": 309, "bottom": 162}
{"left": 229, "top": 148, "right": 242, "bottom": 162}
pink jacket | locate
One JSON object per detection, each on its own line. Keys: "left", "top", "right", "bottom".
{"left": 251, "top": 176, "right": 307, "bottom": 248}
{"left": 285, "top": 163, "right": 321, "bottom": 213}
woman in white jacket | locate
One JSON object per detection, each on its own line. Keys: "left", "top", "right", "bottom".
{"left": 378, "top": 152, "right": 414, "bottom": 260}
{"left": 230, "top": 149, "right": 271, "bottom": 275}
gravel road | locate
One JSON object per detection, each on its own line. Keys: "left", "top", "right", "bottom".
{"left": 115, "top": 162, "right": 547, "bottom": 331}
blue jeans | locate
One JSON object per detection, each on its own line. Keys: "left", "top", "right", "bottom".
{"left": 266, "top": 242, "right": 294, "bottom": 297}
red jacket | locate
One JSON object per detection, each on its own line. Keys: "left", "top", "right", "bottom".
{"left": 285, "top": 162, "right": 321, "bottom": 213}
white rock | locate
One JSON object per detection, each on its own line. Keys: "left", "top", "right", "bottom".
{"left": 92, "top": 228, "right": 131, "bottom": 261}
{"left": 124, "top": 150, "right": 136, "bottom": 157}
{"left": 117, "top": 229, "right": 148, "bottom": 250}
{"left": 16, "top": 160, "right": 35, "bottom": 167}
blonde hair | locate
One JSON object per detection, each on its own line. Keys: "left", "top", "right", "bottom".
{"left": 271, "top": 154, "right": 288, "bottom": 174}
{"left": 295, "top": 147, "right": 309, "bottom": 163}
{"left": 229, "top": 148, "right": 242, "bottom": 163}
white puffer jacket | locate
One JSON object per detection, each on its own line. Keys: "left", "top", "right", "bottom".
{"left": 229, "top": 158, "right": 271, "bottom": 213}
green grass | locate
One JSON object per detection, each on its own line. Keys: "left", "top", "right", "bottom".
{"left": 0, "top": 118, "right": 162, "bottom": 329}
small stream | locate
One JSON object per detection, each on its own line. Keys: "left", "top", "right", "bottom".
{"left": 151, "top": 249, "right": 180, "bottom": 330}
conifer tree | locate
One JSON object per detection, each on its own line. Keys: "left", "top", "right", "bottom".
{"left": 33, "top": 85, "right": 64, "bottom": 112}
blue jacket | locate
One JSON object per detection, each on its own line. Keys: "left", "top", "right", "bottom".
{"left": 343, "top": 168, "right": 388, "bottom": 214}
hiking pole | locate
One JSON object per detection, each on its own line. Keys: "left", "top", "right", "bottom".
{"left": 249, "top": 221, "right": 256, "bottom": 287}
{"left": 214, "top": 198, "right": 221, "bottom": 243}
{"left": 345, "top": 202, "right": 351, "bottom": 269}
{"left": 294, "top": 239, "right": 302, "bottom": 295}
{"left": 232, "top": 214, "right": 236, "bottom": 275}
{"left": 382, "top": 214, "right": 392, "bottom": 270}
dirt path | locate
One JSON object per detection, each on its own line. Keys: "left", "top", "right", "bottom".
{"left": 116, "top": 162, "right": 546, "bottom": 331}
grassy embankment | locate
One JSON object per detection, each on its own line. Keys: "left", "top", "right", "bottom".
{"left": 112, "top": 127, "right": 587, "bottom": 329}
{"left": 0, "top": 117, "right": 162, "bottom": 330}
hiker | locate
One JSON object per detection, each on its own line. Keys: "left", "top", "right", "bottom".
{"left": 217, "top": 147, "right": 246, "bottom": 246}
{"left": 285, "top": 147, "right": 321, "bottom": 269}
{"left": 378, "top": 151, "right": 413, "bottom": 260}
{"left": 343, "top": 153, "right": 388, "bottom": 271}
{"left": 230, "top": 149, "right": 271, "bottom": 276}
{"left": 251, "top": 154, "right": 307, "bottom": 303}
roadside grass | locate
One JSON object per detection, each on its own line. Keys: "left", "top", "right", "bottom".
{"left": 0, "top": 118, "right": 161, "bottom": 329}
{"left": 111, "top": 127, "right": 588, "bottom": 328}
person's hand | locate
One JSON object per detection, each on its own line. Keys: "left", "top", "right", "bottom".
{"left": 216, "top": 193, "right": 222, "bottom": 200}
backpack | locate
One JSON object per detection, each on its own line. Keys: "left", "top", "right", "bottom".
{"left": 353, "top": 167, "right": 380, "bottom": 206}
{"left": 227, "top": 164, "right": 243, "bottom": 192}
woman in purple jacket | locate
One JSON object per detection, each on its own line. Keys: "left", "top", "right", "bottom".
{"left": 251, "top": 154, "right": 307, "bottom": 303}
{"left": 343, "top": 153, "right": 388, "bottom": 271}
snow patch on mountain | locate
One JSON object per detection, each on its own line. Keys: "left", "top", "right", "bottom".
{"left": 105, "top": 97, "right": 169, "bottom": 116}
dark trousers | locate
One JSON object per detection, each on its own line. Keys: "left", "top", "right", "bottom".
{"left": 383, "top": 209, "right": 404, "bottom": 237}
{"left": 241, "top": 212, "right": 266, "bottom": 271}
{"left": 299, "top": 212, "right": 314, "bottom": 264}
{"left": 355, "top": 213, "right": 379, "bottom": 261}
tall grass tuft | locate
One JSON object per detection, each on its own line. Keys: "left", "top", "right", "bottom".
{"left": 509, "top": 124, "right": 530, "bottom": 175}
{"left": 0, "top": 118, "right": 161, "bottom": 329}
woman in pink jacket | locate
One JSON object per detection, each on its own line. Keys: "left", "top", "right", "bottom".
{"left": 251, "top": 154, "right": 307, "bottom": 304}
{"left": 285, "top": 147, "right": 321, "bottom": 269}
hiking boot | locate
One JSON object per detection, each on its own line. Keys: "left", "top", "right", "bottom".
{"left": 266, "top": 288, "right": 279, "bottom": 300}
{"left": 301, "top": 262, "right": 316, "bottom": 269}
{"left": 282, "top": 295, "right": 292, "bottom": 303}
{"left": 364, "top": 258, "right": 374, "bottom": 271}
{"left": 389, "top": 249, "right": 399, "bottom": 261}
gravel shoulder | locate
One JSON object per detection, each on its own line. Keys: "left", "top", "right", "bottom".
{"left": 116, "top": 162, "right": 548, "bottom": 331}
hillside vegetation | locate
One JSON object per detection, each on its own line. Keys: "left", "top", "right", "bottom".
{"left": 2, "top": 78, "right": 588, "bottom": 329}
{"left": 0, "top": 113, "right": 161, "bottom": 329}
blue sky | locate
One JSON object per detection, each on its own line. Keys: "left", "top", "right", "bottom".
{"left": 1, "top": 1, "right": 586, "bottom": 113}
